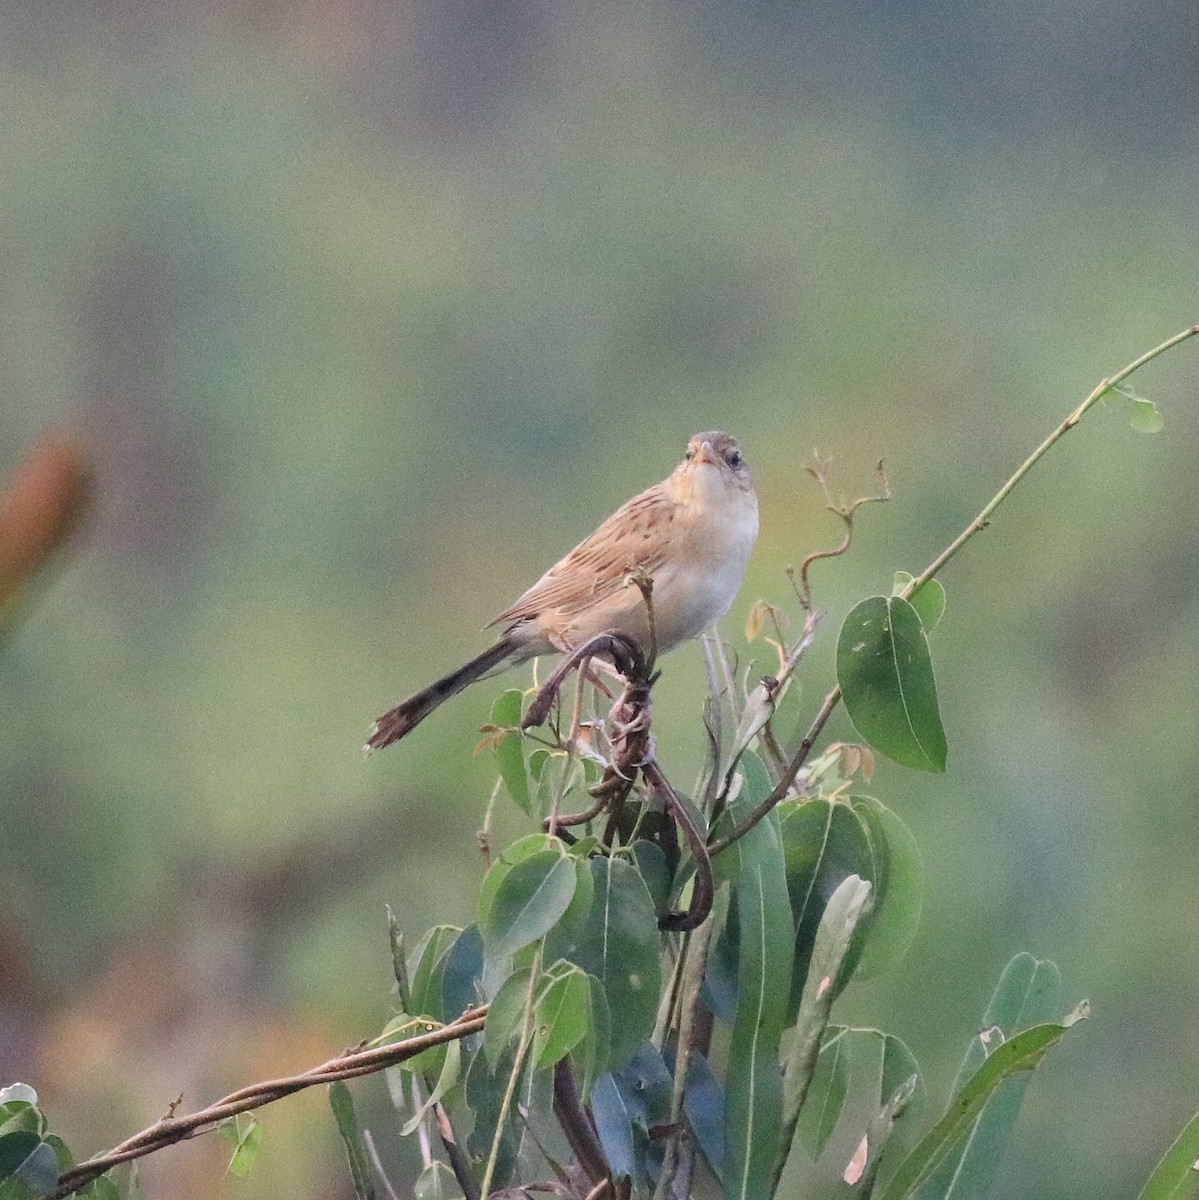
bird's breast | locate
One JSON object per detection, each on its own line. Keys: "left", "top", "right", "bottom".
{"left": 650, "top": 490, "right": 758, "bottom": 649}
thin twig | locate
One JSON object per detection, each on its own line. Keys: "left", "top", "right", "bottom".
{"left": 756, "top": 608, "right": 823, "bottom": 783}
{"left": 909, "top": 325, "right": 1198, "bottom": 591}
{"left": 653, "top": 931, "right": 689, "bottom": 1050}
{"left": 707, "top": 684, "right": 841, "bottom": 856}
{"left": 709, "top": 325, "right": 1199, "bottom": 858}
{"left": 798, "top": 456, "right": 890, "bottom": 610}
{"left": 434, "top": 1102, "right": 480, "bottom": 1200}
{"left": 629, "top": 572, "right": 659, "bottom": 670}
{"left": 646, "top": 761, "right": 714, "bottom": 931}
{"left": 543, "top": 792, "right": 608, "bottom": 832}
{"left": 479, "top": 778, "right": 504, "bottom": 872}
{"left": 522, "top": 632, "right": 645, "bottom": 732}
{"left": 480, "top": 957, "right": 540, "bottom": 1198}
{"left": 698, "top": 633, "right": 724, "bottom": 809}
{"left": 412, "top": 1075, "right": 432, "bottom": 1167}
{"left": 362, "top": 1128, "right": 403, "bottom": 1200}
{"left": 651, "top": 910, "right": 717, "bottom": 1200}
{"left": 710, "top": 633, "right": 741, "bottom": 721}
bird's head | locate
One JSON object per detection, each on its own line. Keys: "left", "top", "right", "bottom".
{"left": 673, "top": 431, "right": 754, "bottom": 507}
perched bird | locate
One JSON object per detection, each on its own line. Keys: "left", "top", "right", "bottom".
{"left": 366, "top": 431, "right": 758, "bottom": 751}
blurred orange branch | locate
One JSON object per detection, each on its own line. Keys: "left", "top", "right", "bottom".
{"left": 0, "top": 430, "right": 91, "bottom": 631}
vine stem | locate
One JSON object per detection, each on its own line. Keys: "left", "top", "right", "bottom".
{"left": 651, "top": 909, "right": 718, "bottom": 1200}
{"left": 708, "top": 324, "right": 1199, "bottom": 858}
{"left": 479, "top": 950, "right": 541, "bottom": 1199}
{"left": 49, "top": 1008, "right": 487, "bottom": 1199}
{"left": 910, "top": 324, "right": 1199, "bottom": 590}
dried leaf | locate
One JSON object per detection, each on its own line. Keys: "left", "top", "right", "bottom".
{"left": 745, "top": 600, "right": 769, "bottom": 642}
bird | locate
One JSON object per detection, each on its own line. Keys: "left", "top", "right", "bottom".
{"left": 365, "top": 431, "right": 758, "bottom": 751}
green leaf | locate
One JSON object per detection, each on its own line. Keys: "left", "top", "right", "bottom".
{"left": 480, "top": 849, "right": 577, "bottom": 964}
{"left": 597, "top": 1043, "right": 674, "bottom": 1189}
{"left": 567, "top": 857, "right": 661, "bottom": 1072}
{"left": 851, "top": 797, "right": 924, "bottom": 978}
{"left": 880, "top": 1006, "right": 1089, "bottom": 1200}
{"left": 388, "top": 908, "right": 411, "bottom": 1010}
{"left": 514, "top": 1064, "right": 572, "bottom": 1177}
{"left": 463, "top": 1047, "right": 519, "bottom": 1187}
{"left": 476, "top": 834, "right": 562, "bottom": 943}
{"left": 797, "top": 1028, "right": 852, "bottom": 1158}
{"left": 484, "top": 967, "right": 534, "bottom": 1068}
{"left": 400, "top": 1040, "right": 462, "bottom": 1136}
{"left": 543, "top": 857, "right": 595, "bottom": 963}
{"left": 20, "top": 1143, "right": 57, "bottom": 1193}
{"left": 533, "top": 963, "right": 592, "bottom": 1068}
{"left": 415, "top": 1160, "right": 466, "bottom": 1199}
{"left": 535, "top": 751, "right": 583, "bottom": 822}
{"left": 717, "top": 757, "right": 795, "bottom": 1200}
{"left": 328, "top": 1082, "right": 375, "bottom": 1200}
{"left": 630, "top": 840, "right": 672, "bottom": 916}
{"left": 879, "top": 1033, "right": 923, "bottom": 1116}
{"left": 0, "top": 1090, "right": 35, "bottom": 1109}
{"left": 0, "top": 1101, "right": 43, "bottom": 1139}
{"left": 440, "top": 924, "right": 485, "bottom": 1020}
{"left": 840, "top": 1032, "right": 923, "bottom": 1189}
{"left": 44, "top": 1134, "right": 73, "bottom": 1173}
{"left": 778, "top": 797, "right": 876, "bottom": 1015}
{"left": 491, "top": 689, "right": 531, "bottom": 814}
{"left": 853, "top": 1068, "right": 921, "bottom": 1192}
{"left": 1137, "top": 1109, "right": 1199, "bottom": 1200}
{"left": 0, "top": 1133, "right": 40, "bottom": 1181}
{"left": 684, "top": 1052, "right": 726, "bottom": 1185}
{"left": 0, "top": 1132, "right": 58, "bottom": 1195}
{"left": 725, "top": 681, "right": 777, "bottom": 781}
{"left": 776, "top": 875, "right": 874, "bottom": 1184}
{"left": 893, "top": 572, "right": 946, "bottom": 632}
{"left": 837, "top": 595, "right": 948, "bottom": 772}
{"left": 915, "top": 954, "right": 1061, "bottom": 1200}
{"left": 574, "top": 974, "right": 612, "bottom": 1100}
{"left": 1129, "top": 396, "right": 1165, "bottom": 434}
{"left": 408, "top": 926, "right": 462, "bottom": 1022}
{"left": 224, "top": 1117, "right": 263, "bottom": 1179}
{"left": 980, "top": 952, "right": 1062, "bottom": 1034}
{"left": 527, "top": 747, "right": 551, "bottom": 782}
{"left": 591, "top": 1073, "right": 639, "bottom": 1185}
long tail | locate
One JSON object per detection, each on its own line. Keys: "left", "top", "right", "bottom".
{"left": 365, "top": 636, "right": 519, "bottom": 752}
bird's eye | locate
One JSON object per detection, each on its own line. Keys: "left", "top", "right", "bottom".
{"left": 685, "top": 447, "right": 696, "bottom": 461}
{"left": 726, "top": 450, "right": 742, "bottom": 467}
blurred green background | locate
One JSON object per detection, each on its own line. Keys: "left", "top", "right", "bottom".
{"left": 1, "top": 1, "right": 1197, "bottom": 1196}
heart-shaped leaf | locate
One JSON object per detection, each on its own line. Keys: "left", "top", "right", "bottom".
{"left": 567, "top": 858, "right": 661, "bottom": 1071}
{"left": 480, "top": 849, "right": 577, "bottom": 964}
{"left": 837, "top": 595, "right": 948, "bottom": 772}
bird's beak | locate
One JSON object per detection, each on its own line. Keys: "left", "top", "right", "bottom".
{"left": 694, "top": 440, "right": 720, "bottom": 467}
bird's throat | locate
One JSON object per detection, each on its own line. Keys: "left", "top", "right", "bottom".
{"left": 673, "top": 462, "right": 731, "bottom": 509}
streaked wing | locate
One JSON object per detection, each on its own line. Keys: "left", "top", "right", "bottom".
{"left": 490, "top": 483, "right": 678, "bottom": 625}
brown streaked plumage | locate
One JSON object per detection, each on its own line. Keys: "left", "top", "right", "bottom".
{"left": 366, "top": 431, "right": 758, "bottom": 751}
